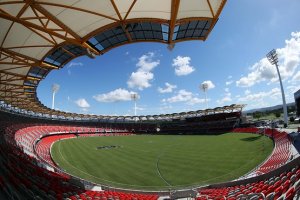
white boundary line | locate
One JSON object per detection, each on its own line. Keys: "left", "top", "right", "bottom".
{"left": 55, "top": 137, "right": 171, "bottom": 189}
{"left": 156, "top": 152, "right": 172, "bottom": 186}
{"left": 50, "top": 133, "right": 273, "bottom": 190}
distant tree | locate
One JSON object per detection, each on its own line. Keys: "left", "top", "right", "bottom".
{"left": 290, "top": 116, "right": 295, "bottom": 122}
{"left": 253, "top": 112, "right": 262, "bottom": 120}
{"left": 288, "top": 105, "right": 296, "bottom": 113}
{"left": 275, "top": 112, "right": 281, "bottom": 118}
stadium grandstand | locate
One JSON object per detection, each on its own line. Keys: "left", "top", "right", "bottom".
{"left": 0, "top": 1, "right": 300, "bottom": 200}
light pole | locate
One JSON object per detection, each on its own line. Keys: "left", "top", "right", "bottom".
{"left": 200, "top": 83, "right": 208, "bottom": 109}
{"left": 266, "top": 49, "right": 288, "bottom": 128}
{"left": 131, "top": 93, "right": 138, "bottom": 116}
{"left": 52, "top": 84, "right": 60, "bottom": 109}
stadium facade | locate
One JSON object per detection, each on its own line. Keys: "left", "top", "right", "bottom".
{"left": 294, "top": 89, "right": 300, "bottom": 117}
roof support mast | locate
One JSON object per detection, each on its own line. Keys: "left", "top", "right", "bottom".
{"left": 168, "top": 0, "right": 180, "bottom": 48}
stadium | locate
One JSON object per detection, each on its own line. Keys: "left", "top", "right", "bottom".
{"left": 0, "top": 1, "right": 300, "bottom": 200}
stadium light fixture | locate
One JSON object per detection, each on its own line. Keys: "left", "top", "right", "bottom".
{"left": 200, "top": 83, "right": 209, "bottom": 109}
{"left": 266, "top": 49, "right": 288, "bottom": 128}
{"left": 131, "top": 93, "right": 138, "bottom": 116}
{"left": 86, "top": 48, "right": 96, "bottom": 59}
{"left": 52, "top": 84, "right": 60, "bottom": 110}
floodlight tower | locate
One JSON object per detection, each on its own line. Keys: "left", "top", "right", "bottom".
{"left": 52, "top": 84, "right": 60, "bottom": 109}
{"left": 200, "top": 83, "right": 209, "bottom": 109}
{"left": 131, "top": 93, "right": 138, "bottom": 116}
{"left": 266, "top": 49, "right": 288, "bottom": 128}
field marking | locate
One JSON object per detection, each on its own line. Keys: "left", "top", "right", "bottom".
{"left": 53, "top": 134, "right": 271, "bottom": 189}
{"left": 156, "top": 152, "right": 172, "bottom": 186}
{"left": 57, "top": 141, "right": 122, "bottom": 184}
{"left": 56, "top": 140, "right": 169, "bottom": 189}
{"left": 155, "top": 136, "right": 183, "bottom": 187}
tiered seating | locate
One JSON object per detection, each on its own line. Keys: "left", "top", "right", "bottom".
{"left": 0, "top": 121, "right": 157, "bottom": 200}
{"left": 160, "top": 112, "right": 241, "bottom": 134}
{"left": 14, "top": 125, "right": 131, "bottom": 158}
{"left": 69, "top": 190, "right": 158, "bottom": 200}
{"left": 35, "top": 134, "right": 76, "bottom": 166}
{"left": 198, "top": 166, "right": 300, "bottom": 200}
{"left": 257, "top": 129, "right": 292, "bottom": 174}
{"left": 0, "top": 109, "right": 299, "bottom": 199}
{"left": 233, "top": 128, "right": 292, "bottom": 175}
{"left": 233, "top": 127, "right": 259, "bottom": 133}
{"left": 1, "top": 142, "right": 158, "bottom": 200}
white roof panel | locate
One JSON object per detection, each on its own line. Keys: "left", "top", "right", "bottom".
{"left": 177, "top": 0, "right": 212, "bottom": 19}
{"left": 70, "top": 0, "right": 117, "bottom": 19}
{"left": 0, "top": 2, "right": 24, "bottom": 17}
{"left": 0, "top": 66, "right": 30, "bottom": 75}
{"left": 44, "top": 6, "right": 113, "bottom": 37}
{"left": 77, "top": 18, "right": 115, "bottom": 37}
{"left": 17, "top": 46, "right": 52, "bottom": 60}
{"left": 0, "top": 0, "right": 226, "bottom": 115}
{"left": 114, "top": 0, "right": 134, "bottom": 19}
{"left": 210, "top": 0, "right": 223, "bottom": 16}
{"left": 0, "top": 19, "right": 13, "bottom": 45}
{"left": 127, "top": 0, "right": 171, "bottom": 20}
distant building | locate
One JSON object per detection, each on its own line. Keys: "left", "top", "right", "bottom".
{"left": 294, "top": 89, "right": 300, "bottom": 117}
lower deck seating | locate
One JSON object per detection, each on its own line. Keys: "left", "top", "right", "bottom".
{"left": 233, "top": 128, "right": 293, "bottom": 175}
{"left": 1, "top": 144, "right": 158, "bottom": 200}
{"left": 35, "top": 134, "right": 76, "bottom": 166}
{"left": 198, "top": 166, "right": 300, "bottom": 200}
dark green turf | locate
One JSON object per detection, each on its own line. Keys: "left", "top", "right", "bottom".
{"left": 51, "top": 133, "right": 273, "bottom": 190}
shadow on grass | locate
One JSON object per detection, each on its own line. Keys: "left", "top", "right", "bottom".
{"left": 240, "top": 135, "right": 262, "bottom": 142}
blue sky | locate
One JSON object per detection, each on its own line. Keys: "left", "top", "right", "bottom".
{"left": 37, "top": 0, "right": 300, "bottom": 116}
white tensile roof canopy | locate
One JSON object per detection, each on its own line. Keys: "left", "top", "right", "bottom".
{"left": 0, "top": 0, "right": 229, "bottom": 119}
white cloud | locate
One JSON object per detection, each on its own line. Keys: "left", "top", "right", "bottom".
{"left": 292, "top": 71, "right": 300, "bottom": 81}
{"left": 163, "top": 90, "right": 192, "bottom": 103}
{"left": 227, "top": 75, "right": 233, "bottom": 79}
{"left": 172, "top": 56, "right": 195, "bottom": 76}
{"left": 245, "top": 89, "right": 251, "bottom": 95}
{"left": 287, "top": 85, "right": 300, "bottom": 94}
{"left": 225, "top": 80, "right": 233, "bottom": 86}
{"left": 238, "top": 88, "right": 281, "bottom": 102}
{"left": 159, "top": 105, "right": 173, "bottom": 113}
{"left": 136, "top": 52, "right": 159, "bottom": 71}
{"left": 217, "top": 96, "right": 232, "bottom": 105}
{"left": 200, "top": 80, "right": 215, "bottom": 90}
{"left": 162, "top": 89, "right": 205, "bottom": 105}
{"left": 217, "top": 89, "right": 232, "bottom": 105}
{"left": 158, "top": 82, "right": 177, "bottom": 93}
{"left": 127, "top": 52, "right": 160, "bottom": 90}
{"left": 127, "top": 71, "right": 154, "bottom": 90}
{"left": 67, "top": 62, "right": 83, "bottom": 75}
{"left": 136, "top": 106, "right": 144, "bottom": 111}
{"left": 93, "top": 88, "right": 139, "bottom": 103}
{"left": 68, "top": 62, "right": 83, "bottom": 68}
{"left": 75, "top": 98, "right": 90, "bottom": 108}
{"left": 187, "top": 97, "right": 206, "bottom": 105}
{"left": 236, "top": 32, "right": 300, "bottom": 87}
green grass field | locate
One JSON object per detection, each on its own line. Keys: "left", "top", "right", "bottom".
{"left": 51, "top": 133, "right": 273, "bottom": 190}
